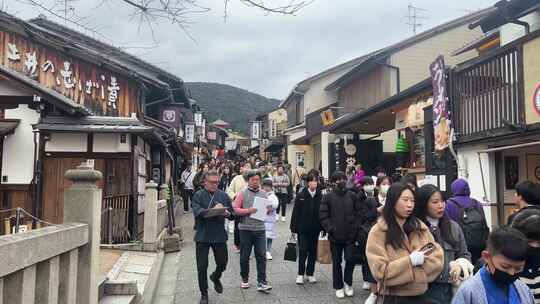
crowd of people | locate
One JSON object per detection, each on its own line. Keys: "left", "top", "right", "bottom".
{"left": 181, "top": 157, "right": 540, "bottom": 304}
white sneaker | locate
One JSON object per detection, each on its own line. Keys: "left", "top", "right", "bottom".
{"left": 344, "top": 284, "right": 354, "bottom": 297}
{"left": 296, "top": 275, "right": 304, "bottom": 285}
{"left": 307, "top": 276, "right": 317, "bottom": 283}
{"left": 335, "top": 289, "right": 345, "bottom": 299}
{"left": 362, "top": 282, "right": 371, "bottom": 290}
{"left": 266, "top": 251, "right": 273, "bottom": 260}
{"left": 281, "top": 216, "right": 286, "bottom": 222}
{"left": 364, "top": 292, "right": 378, "bottom": 304}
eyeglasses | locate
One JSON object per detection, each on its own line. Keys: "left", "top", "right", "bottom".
{"left": 207, "top": 180, "right": 219, "bottom": 185}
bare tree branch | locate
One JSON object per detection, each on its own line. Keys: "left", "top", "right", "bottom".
{"left": 239, "top": 0, "right": 314, "bottom": 15}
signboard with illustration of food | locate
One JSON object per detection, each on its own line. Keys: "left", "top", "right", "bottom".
{"left": 430, "top": 55, "right": 451, "bottom": 151}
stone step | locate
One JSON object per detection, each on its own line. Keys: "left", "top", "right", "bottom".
{"left": 99, "top": 295, "right": 137, "bottom": 304}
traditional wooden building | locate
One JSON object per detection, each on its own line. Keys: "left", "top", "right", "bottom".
{"left": 0, "top": 12, "right": 192, "bottom": 240}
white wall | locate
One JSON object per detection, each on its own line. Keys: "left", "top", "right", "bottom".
{"left": 45, "top": 133, "right": 87, "bottom": 152}
{"left": 303, "top": 66, "right": 356, "bottom": 115}
{"left": 456, "top": 144, "right": 498, "bottom": 228}
{"left": 2, "top": 104, "right": 40, "bottom": 184}
{"left": 93, "top": 133, "right": 131, "bottom": 153}
{"left": 501, "top": 11, "right": 540, "bottom": 46}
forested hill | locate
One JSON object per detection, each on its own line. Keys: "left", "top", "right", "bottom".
{"left": 185, "top": 82, "right": 280, "bottom": 135}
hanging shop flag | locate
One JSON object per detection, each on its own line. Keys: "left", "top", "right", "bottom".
{"left": 321, "top": 109, "right": 336, "bottom": 126}
{"left": 207, "top": 131, "right": 217, "bottom": 140}
{"left": 430, "top": 55, "right": 451, "bottom": 151}
{"left": 185, "top": 123, "right": 195, "bottom": 143}
{"left": 251, "top": 121, "right": 261, "bottom": 139}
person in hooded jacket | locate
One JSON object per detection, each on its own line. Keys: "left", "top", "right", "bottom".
{"left": 290, "top": 173, "right": 323, "bottom": 285}
{"left": 319, "top": 171, "right": 362, "bottom": 299}
{"left": 446, "top": 178, "right": 488, "bottom": 264}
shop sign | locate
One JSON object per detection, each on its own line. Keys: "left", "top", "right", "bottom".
{"left": 3, "top": 39, "right": 122, "bottom": 112}
{"left": 185, "top": 123, "right": 195, "bottom": 143}
{"left": 430, "top": 56, "right": 451, "bottom": 151}
{"left": 251, "top": 121, "right": 261, "bottom": 139}
{"left": 533, "top": 83, "right": 540, "bottom": 115}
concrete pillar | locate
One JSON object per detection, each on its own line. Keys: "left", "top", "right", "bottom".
{"left": 159, "top": 184, "right": 169, "bottom": 201}
{"left": 21, "top": 265, "right": 36, "bottom": 304}
{"left": 63, "top": 164, "right": 102, "bottom": 304}
{"left": 36, "top": 256, "right": 59, "bottom": 304}
{"left": 144, "top": 181, "right": 158, "bottom": 245}
{"left": 58, "top": 249, "right": 78, "bottom": 304}
{"left": 0, "top": 278, "right": 4, "bottom": 304}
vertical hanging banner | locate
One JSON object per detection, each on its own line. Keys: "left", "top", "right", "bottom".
{"left": 430, "top": 55, "right": 451, "bottom": 151}
{"left": 185, "top": 123, "right": 195, "bottom": 143}
{"left": 251, "top": 121, "right": 261, "bottom": 140}
{"left": 194, "top": 112, "right": 203, "bottom": 127}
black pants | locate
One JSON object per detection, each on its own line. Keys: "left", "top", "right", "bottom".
{"left": 330, "top": 242, "right": 355, "bottom": 290}
{"left": 195, "top": 242, "right": 228, "bottom": 295}
{"left": 298, "top": 233, "right": 318, "bottom": 276}
{"left": 382, "top": 295, "right": 427, "bottom": 304}
{"left": 276, "top": 193, "right": 289, "bottom": 217}
{"left": 233, "top": 220, "right": 240, "bottom": 247}
{"left": 182, "top": 189, "right": 194, "bottom": 211}
{"left": 239, "top": 230, "right": 267, "bottom": 283}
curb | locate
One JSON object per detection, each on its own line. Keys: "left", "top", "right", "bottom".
{"left": 138, "top": 250, "right": 165, "bottom": 304}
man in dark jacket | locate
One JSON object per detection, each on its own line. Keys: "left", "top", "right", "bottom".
{"left": 319, "top": 171, "right": 362, "bottom": 299}
{"left": 192, "top": 170, "right": 234, "bottom": 304}
{"left": 290, "top": 173, "right": 322, "bottom": 285}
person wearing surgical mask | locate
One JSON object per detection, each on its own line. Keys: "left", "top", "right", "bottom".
{"left": 319, "top": 171, "right": 363, "bottom": 299}
{"left": 452, "top": 227, "right": 534, "bottom": 304}
{"left": 511, "top": 209, "right": 540, "bottom": 304}
{"left": 375, "top": 176, "right": 391, "bottom": 214}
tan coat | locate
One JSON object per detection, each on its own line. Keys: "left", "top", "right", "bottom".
{"left": 292, "top": 166, "right": 307, "bottom": 187}
{"left": 366, "top": 219, "right": 444, "bottom": 297}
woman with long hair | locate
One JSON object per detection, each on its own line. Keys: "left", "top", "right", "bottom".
{"left": 218, "top": 164, "right": 233, "bottom": 191}
{"left": 366, "top": 183, "right": 444, "bottom": 303}
{"left": 414, "top": 184, "right": 472, "bottom": 304}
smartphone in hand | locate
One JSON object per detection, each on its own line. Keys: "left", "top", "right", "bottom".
{"left": 420, "top": 243, "right": 436, "bottom": 256}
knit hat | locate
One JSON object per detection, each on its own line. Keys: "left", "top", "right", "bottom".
{"left": 262, "top": 179, "right": 273, "bottom": 187}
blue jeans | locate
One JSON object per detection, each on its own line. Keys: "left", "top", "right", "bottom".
{"left": 239, "top": 230, "right": 267, "bottom": 284}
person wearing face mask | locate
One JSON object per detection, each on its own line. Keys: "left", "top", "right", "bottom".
{"left": 357, "top": 176, "right": 377, "bottom": 293}
{"left": 375, "top": 176, "right": 392, "bottom": 214}
{"left": 511, "top": 209, "right": 540, "bottom": 303}
{"left": 414, "top": 185, "right": 473, "bottom": 304}
{"left": 319, "top": 171, "right": 363, "bottom": 299}
{"left": 366, "top": 183, "right": 444, "bottom": 304}
{"left": 452, "top": 226, "right": 534, "bottom": 304}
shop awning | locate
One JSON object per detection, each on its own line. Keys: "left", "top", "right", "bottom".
{"left": 0, "top": 119, "right": 20, "bottom": 136}
{"left": 34, "top": 115, "right": 153, "bottom": 134}
{"left": 264, "top": 143, "right": 284, "bottom": 153}
{"left": 329, "top": 78, "right": 432, "bottom": 134}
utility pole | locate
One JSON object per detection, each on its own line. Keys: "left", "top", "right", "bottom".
{"left": 406, "top": 3, "right": 428, "bottom": 35}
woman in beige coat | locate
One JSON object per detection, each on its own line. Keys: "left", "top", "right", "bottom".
{"left": 366, "top": 183, "right": 444, "bottom": 304}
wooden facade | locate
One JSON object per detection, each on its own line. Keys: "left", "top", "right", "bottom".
{"left": 0, "top": 30, "right": 140, "bottom": 117}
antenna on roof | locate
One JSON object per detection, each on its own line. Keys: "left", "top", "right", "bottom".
{"left": 405, "top": 3, "right": 428, "bottom": 35}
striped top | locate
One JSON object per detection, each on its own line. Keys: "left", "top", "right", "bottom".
{"left": 520, "top": 259, "right": 540, "bottom": 304}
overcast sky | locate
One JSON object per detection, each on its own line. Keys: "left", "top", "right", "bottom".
{"left": 5, "top": 0, "right": 495, "bottom": 99}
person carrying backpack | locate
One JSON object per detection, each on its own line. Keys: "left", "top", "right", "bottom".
{"left": 445, "top": 178, "right": 490, "bottom": 264}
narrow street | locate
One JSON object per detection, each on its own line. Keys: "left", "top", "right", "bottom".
{"left": 170, "top": 207, "right": 370, "bottom": 304}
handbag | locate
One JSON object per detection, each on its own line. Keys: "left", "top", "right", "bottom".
{"left": 317, "top": 233, "right": 332, "bottom": 264}
{"left": 284, "top": 234, "right": 298, "bottom": 262}
{"left": 344, "top": 241, "right": 364, "bottom": 265}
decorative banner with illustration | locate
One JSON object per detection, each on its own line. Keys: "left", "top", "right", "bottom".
{"left": 430, "top": 55, "right": 451, "bottom": 151}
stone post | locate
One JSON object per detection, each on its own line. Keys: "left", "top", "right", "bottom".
{"left": 63, "top": 164, "right": 102, "bottom": 304}
{"left": 159, "top": 184, "right": 169, "bottom": 201}
{"left": 143, "top": 181, "right": 158, "bottom": 247}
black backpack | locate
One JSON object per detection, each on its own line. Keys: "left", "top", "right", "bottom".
{"left": 450, "top": 198, "right": 490, "bottom": 251}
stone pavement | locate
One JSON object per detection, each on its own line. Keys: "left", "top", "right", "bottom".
{"left": 168, "top": 205, "right": 370, "bottom": 304}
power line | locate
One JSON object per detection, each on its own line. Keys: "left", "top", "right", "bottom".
{"left": 405, "top": 3, "right": 428, "bottom": 35}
